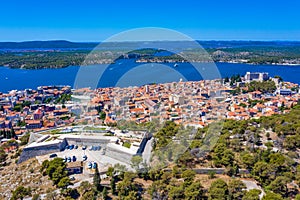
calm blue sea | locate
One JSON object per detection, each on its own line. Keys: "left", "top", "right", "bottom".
{"left": 0, "top": 60, "right": 300, "bottom": 93}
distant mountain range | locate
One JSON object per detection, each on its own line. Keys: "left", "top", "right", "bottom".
{"left": 0, "top": 40, "right": 97, "bottom": 49}
{"left": 1, "top": 40, "right": 300, "bottom": 49}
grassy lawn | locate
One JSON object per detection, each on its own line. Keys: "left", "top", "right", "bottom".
{"left": 83, "top": 126, "right": 106, "bottom": 131}
{"left": 122, "top": 142, "right": 131, "bottom": 148}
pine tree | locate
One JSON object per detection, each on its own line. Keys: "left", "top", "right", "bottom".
{"left": 11, "top": 128, "right": 16, "bottom": 138}
{"left": 93, "top": 166, "right": 101, "bottom": 192}
{"left": 3, "top": 130, "right": 6, "bottom": 138}
{"left": 102, "top": 187, "right": 108, "bottom": 200}
{"left": 6, "top": 130, "right": 12, "bottom": 139}
{"left": 110, "top": 177, "right": 116, "bottom": 195}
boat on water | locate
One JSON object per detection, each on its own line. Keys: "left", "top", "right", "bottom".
{"left": 174, "top": 63, "right": 179, "bottom": 67}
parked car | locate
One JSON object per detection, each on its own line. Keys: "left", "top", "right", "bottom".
{"left": 82, "top": 155, "right": 87, "bottom": 161}
{"left": 93, "top": 146, "right": 98, "bottom": 151}
{"left": 101, "top": 148, "right": 106, "bottom": 155}
{"left": 82, "top": 145, "right": 87, "bottom": 150}
{"left": 70, "top": 176, "right": 75, "bottom": 181}
{"left": 67, "top": 157, "right": 71, "bottom": 162}
{"left": 72, "top": 155, "right": 76, "bottom": 162}
{"left": 87, "top": 162, "right": 92, "bottom": 169}
{"left": 74, "top": 145, "right": 78, "bottom": 149}
{"left": 92, "top": 162, "right": 97, "bottom": 169}
{"left": 49, "top": 153, "right": 57, "bottom": 158}
{"left": 65, "top": 145, "right": 69, "bottom": 150}
{"left": 89, "top": 146, "right": 94, "bottom": 151}
{"left": 69, "top": 144, "right": 74, "bottom": 150}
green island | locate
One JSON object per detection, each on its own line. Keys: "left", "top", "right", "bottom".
{"left": 1, "top": 41, "right": 300, "bottom": 69}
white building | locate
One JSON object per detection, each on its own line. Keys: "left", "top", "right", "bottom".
{"left": 244, "top": 72, "right": 269, "bottom": 82}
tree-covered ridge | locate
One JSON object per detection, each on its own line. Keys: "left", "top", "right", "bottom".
{"left": 0, "top": 41, "right": 300, "bottom": 69}
{"left": 145, "top": 105, "right": 300, "bottom": 199}
{"left": 0, "top": 51, "right": 87, "bottom": 69}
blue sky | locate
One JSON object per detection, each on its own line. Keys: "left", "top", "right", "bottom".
{"left": 0, "top": 0, "right": 299, "bottom": 41}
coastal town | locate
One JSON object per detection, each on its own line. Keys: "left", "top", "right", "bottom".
{"left": 2, "top": 0, "right": 300, "bottom": 199}
{"left": 1, "top": 72, "right": 300, "bottom": 199}
{"left": 0, "top": 72, "right": 297, "bottom": 139}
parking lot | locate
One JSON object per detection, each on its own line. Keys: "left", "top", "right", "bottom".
{"left": 36, "top": 144, "right": 132, "bottom": 181}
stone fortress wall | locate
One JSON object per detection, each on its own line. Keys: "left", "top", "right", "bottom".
{"left": 19, "top": 132, "right": 152, "bottom": 164}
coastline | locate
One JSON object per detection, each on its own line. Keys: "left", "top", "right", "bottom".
{"left": 1, "top": 60, "right": 300, "bottom": 70}
{"left": 217, "top": 61, "right": 300, "bottom": 66}
{"left": 1, "top": 61, "right": 300, "bottom": 94}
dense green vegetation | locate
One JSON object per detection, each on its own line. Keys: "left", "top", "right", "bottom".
{"left": 20, "top": 133, "right": 30, "bottom": 145}
{"left": 0, "top": 51, "right": 87, "bottom": 69}
{"left": 152, "top": 121, "right": 179, "bottom": 149}
{"left": 40, "top": 160, "right": 106, "bottom": 199}
{"left": 247, "top": 80, "right": 277, "bottom": 93}
{"left": 213, "top": 46, "right": 300, "bottom": 64}
{"left": 0, "top": 128, "right": 16, "bottom": 139}
{"left": 12, "top": 101, "right": 31, "bottom": 112}
{"left": 122, "top": 141, "right": 131, "bottom": 148}
{"left": 11, "top": 186, "right": 31, "bottom": 200}
{"left": 55, "top": 94, "right": 72, "bottom": 104}
{"left": 40, "top": 158, "right": 70, "bottom": 188}
{"left": 138, "top": 105, "right": 300, "bottom": 199}
{"left": 212, "top": 105, "right": 300, "bottom": 198}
